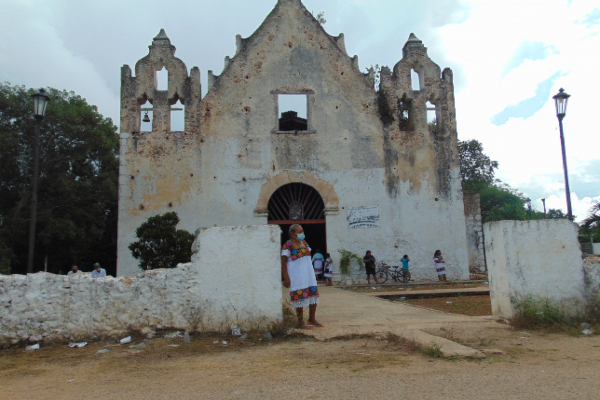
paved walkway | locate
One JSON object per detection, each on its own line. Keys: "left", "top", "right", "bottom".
{"left": 293, "top": 285, "right": 495, "bottom": 358}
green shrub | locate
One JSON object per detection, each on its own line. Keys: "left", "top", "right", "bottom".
{"left": 128, "top": 212, "right": 195, "bottom": 270}
{"left": 338, "top": 249, "right": 363, "bottom": 275}
{"left": 510, "top": 295, "right": 566, "bottom": 329}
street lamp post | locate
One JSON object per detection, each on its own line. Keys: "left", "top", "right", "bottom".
{"left": 552, "top": 88, "right": 573, "bottom": 221}
{"left": 541, "top": 198, "right": 547, "bottom": 219}
{"left": 27, "top": 89, "right": 51, "bottom": 274}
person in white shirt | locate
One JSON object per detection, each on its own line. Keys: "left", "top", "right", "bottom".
{"left": 67, "top": 265, "right": 81, "bottom": 276}
{"left": 91, "top": 263, "right": 106, "bottom": 278}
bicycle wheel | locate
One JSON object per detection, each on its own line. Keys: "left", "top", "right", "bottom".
{"left": 376, "top": 269, "right": 388, "bottom": 284}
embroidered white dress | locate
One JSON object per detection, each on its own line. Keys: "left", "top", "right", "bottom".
{"left": 434, "top": 257, "right": 446, "bottom": 276}
{"left": 282, "top": 240, "right": 319, "bottom": 308}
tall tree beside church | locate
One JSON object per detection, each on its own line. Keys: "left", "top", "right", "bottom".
{"left": 458, "top": 139, "right": 532, "bottom": 222}
{"left": 458, "top": 139, "right": 499, "bottom": 191}
{"left": 0, "top": 83, "right": 119, "bottom": 275}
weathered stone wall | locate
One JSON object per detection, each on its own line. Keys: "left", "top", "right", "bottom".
{"left": 463, "top": 190, "right": 485, "bottom": 272}
{"left": 0, "top": 225, "right": 282, "bottom": 346}
{"left": 584, "top": 255, "right": 600, "bottom": 290}
{"left": 118, "top": 0, "right": 470, "bottom": 281}
{"left": 484, "top": 220, "right": 589, "bottom": 318}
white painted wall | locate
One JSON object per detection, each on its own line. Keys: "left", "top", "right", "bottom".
{"left": 0, "top": 225, "right": 282, "bottom": 346}
{"left": 325, "top": 170, "right": 469, "bottom": 283}
{"left": 484, "top": 220, "right": 587, "bottom": 318}
{"left": 593, "top": 243, "right": 600, "bottom": 255}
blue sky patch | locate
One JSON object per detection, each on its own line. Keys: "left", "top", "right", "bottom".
{"left": 578, "top": 8, "right": 600, "bottom": 28}
{"left": 503, "top": 41, "right": 558, "bottom": 76}
{"left": 490, "top": 71, "right": 562, "bottom": 126}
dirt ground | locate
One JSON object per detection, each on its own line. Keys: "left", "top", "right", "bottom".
{"left": 3, "top": 285, "right": 599, "bottom": 399}
{"left": 2, "top": 324, "right": 600, "bottom": 400}
{"left": 404, "top": 294, "right": 493, "bottom": 316}
{"left": 346, "top": 282, "right": 484, "bottom": 293}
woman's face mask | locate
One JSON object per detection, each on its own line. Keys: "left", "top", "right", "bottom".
{"left": 296, "top": 233, "right": 305, "bottom": 241}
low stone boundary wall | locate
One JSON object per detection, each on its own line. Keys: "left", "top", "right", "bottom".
{"left": 484, "top": 219, "right": 595, "bottom": 318}
{"left": 0, "top": 225, "right": 282, "bottom": 346}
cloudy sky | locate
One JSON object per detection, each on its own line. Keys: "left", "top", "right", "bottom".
{"left": 1, "top": 0, "right": 598, "bottom": 221}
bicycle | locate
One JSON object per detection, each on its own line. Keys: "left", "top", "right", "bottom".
{"left": 375, "top": 262, "right": 411, "bottom": 284}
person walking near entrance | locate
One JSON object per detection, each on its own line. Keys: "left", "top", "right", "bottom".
{"left": 324, "top": 253, "right": 333, "bottom": 286}
{"left": 363, "top": 250, "right": 379, "bottom": 284}
{"left": 281, "top": 224, "right": 323, "bottom": 329}
{"left": 433, "top": 250, "right": 447, "bottom": 282}
{"left": 312, "top": 249, "right": 324, "bottom": 282}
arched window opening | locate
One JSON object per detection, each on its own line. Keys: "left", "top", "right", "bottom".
{"left": 268, "top": 183, "right": 324, "bottom": 223}
{"left": 426, "top": 101, "right": 436, "bottom": 123}
{"left": 411, "top": 69, "right": 421, "bottom": 91}
{"left": 170, "top": 99, "right": 185, "bottom": 131}
{"left": 140, "top": 100, "right": 153, "bottom": 132}
{"left": 426, "top": 101, "right": 440, "bottom": 135}
{"left": 398, "top": 99, "right": 412, "bottom": 131}
{"left": 156, "top": 68, "right": 168, "bottom": 91}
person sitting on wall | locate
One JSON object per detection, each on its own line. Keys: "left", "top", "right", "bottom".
{"left": 433, "top": 250, "right": 447, "bottom": 282}
{"left": 281, "top": 224, "right": 323, "bottom": 329}
{"left": 312, "top": 249, "right": 324, "bottom": 282}
{"left": 91, "top": 262, "right": 107, "bottom": 278}
{"left": 67, "top": 265, "right": 81, "bottom": 276}
{"left": 363, "top": 250, "right": 379, "bottom": 284}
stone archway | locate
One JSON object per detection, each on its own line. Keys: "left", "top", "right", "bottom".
{"left": 254, "top": 171, "right": 339, "bottom": 216}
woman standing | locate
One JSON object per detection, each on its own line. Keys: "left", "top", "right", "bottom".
{"left": 363, "top": 250, "right": 379, "bottom": 284}
{"left": 433, "top": 250, "right": 447, "bottom": 282}
{"left": 312, "top": 249, "right": 324, "bottom": 282}
{"left": 323, "top": 253, "right": 333, "bottom": 286}
{"left": 281, "top": 224, "right": 323, "bottom": 329}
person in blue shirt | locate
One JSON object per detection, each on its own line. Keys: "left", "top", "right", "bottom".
{"left": 400, "top": 254, "right": 410, "bottom": 283}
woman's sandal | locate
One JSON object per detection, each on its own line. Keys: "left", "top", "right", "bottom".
{"left": 298, "top": 324, "right": 313, "bottom": 330}
{"left": 307, "top": 321, "right": 324, "bottom": 328}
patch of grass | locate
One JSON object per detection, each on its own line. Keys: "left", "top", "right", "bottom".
{"left": 420, "top": 342, "right": 443, "bottom": 358}
{"left": 510, "top": 295, "right": 567, "bottom": 330}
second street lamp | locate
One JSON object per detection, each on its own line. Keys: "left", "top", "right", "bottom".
{"left": 27, "top": 88, "right": 51, "bottom": 274}
{"left": 552, "top": 88, "right": 573, "bottom": 221}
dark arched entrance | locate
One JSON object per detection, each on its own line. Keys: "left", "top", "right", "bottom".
{"left": 267, "top": 183, "right": 327, "bottom": 256}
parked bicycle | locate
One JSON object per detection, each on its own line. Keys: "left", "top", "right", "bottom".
{"left": 375, "top": 262, "right": 411, "bottom": 284}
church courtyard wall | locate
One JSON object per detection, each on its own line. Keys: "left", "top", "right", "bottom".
{"left": 0, "top": 225, "right": 282, "bottom": 346}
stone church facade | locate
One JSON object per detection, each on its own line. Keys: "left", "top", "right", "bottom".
{"left": 117, "top": 0, "right": 480, "bottom": 279}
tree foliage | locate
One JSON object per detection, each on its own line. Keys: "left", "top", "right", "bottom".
{"left": 479, "top": 183, "right": 527, "bottom": 222}
{"left": 128, "top": 212, "right": 195, "bottom": 271}
{"left": 0, "top": 83, "right": 118, "bottom": 275}
{"left": 581, "top": 202, "right": 600, "bottom": 242}
{"left": 458, "top": 139, "right": 499, "bottom": 191}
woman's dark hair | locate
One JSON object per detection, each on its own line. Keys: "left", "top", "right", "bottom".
{"left": 403, "top": 254, "right": 408, "bottom": 259}
{"left": 434, "top": 250, "right": 441, "bottom": 257}
{"left": 365, "top": 250, "right": 371, "bottom": 256}
{"left": 325, "top": 253, "right": 330, "bottom": 258}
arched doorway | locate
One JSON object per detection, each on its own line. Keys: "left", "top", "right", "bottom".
{"left": 267, "top": 183, "right": 327, "bottom": 256}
